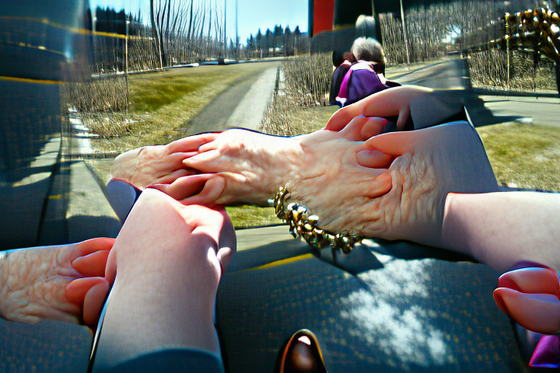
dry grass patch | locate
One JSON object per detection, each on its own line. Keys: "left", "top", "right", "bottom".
{"left": 467, "top": 50, "right": 558, "bottom": 93}
{"left": 90, "top": 63, "right": 278, "bottom": 154}
{"left": 261, "top": 97, "right": 337, "bottom": 136}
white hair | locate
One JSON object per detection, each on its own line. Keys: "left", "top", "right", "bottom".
{"left": 351, "top": 37, "right": 385, "bottom": 65}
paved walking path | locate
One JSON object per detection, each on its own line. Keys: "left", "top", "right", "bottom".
{"left": 225, "top": 66, "right": 278, "bottom": 129}
{"left": 185, "top": 61, "right": 280, "bottom": 135}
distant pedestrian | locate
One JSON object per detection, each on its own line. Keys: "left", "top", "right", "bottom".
{"left": 329, "top": 51, "right": 356, "bottom": 106}
{"left": 336, "top": 37, "right": 400, "bottom": 107}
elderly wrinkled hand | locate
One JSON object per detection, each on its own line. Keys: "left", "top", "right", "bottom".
{"left": 148, "top": 118, "right": 394, "bottom": 221}
{"left": 111, "top": 142, "right": 199, "bottom": 189}
{"left": 0, "top": 238, "right": 114, "bottom": 327}
{"left": 152, "top": 121, "right": 498, "bottom": 249}
{"left": 354, "top": 121, "right": 498, "bottom": 247}
{"left": 147, "top": 116, "right": 391, "bottom": 206}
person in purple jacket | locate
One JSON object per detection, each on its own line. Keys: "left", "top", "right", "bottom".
{"left": 336, "top": 37, "right": 399, "bottom": 107}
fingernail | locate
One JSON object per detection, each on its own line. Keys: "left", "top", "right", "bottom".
{"left": 498, "top": 267, "right": 560, "bottom": 297}
{"left": 529, "top": 335, "right": 560, "bottom": 368}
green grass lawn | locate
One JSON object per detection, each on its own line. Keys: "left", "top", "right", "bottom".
{"left": 476, "top": 122, "right": 560, "bottom": 191}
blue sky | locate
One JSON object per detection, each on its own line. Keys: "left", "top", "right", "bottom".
{"left": 90, "top": 0, "right": 308, "bottom": 44}
{"left": 227, "top": 0, "right": 308, "bottom": 42}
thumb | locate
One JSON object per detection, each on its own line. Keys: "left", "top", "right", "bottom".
{"left": 217, "top": 210, "right": 236, "bottom": 274}
{"left": 83, "top": 280, "right": 110, "bottom": 327}
{"left": 65, "top": 277, "right": 110, "bottom": 327}
{"left": 364, "top": 130, "right": 419, "bottom": 156}
{"left": 182, "top": 176, "right": 226, "bottom": 205}
{"left": 149, "top": 174, "right": 215, "bottom": 201}
{"left": 497, "top": 267, "right": 560, "bottom": 296}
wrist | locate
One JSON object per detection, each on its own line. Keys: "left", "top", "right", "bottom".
{"left": 267, "top": 137, "right": 307, "bottom": 201}
{"left": 111, "top": 147, "right": 143, "bottom": 182}
{"left": 441, "top": 193, "right": 476, "bottom": 257}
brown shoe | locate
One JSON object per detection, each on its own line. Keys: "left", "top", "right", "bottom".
{"left": 277, "top": 329, "right": 327, "bottom": 373}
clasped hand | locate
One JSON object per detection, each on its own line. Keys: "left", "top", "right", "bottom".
{"left": 112, "top": 114, "right": 497, "bottom": 249}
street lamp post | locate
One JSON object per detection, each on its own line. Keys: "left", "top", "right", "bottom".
{"left": 400, "top": 0, "right": 410, "bottom": 65}
{"left": 236, "top": 0, "right": 239, "bottom": 60}
{"left": 125, "top": 18, "right": 130, "bottom": 112}
{"left": 224, "top": 0, "right": 227, "bottom": 59}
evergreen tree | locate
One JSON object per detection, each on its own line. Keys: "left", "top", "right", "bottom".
{"left": 247, "top": 34, "right": 255, "bottom": 57}
{"left": 256, "top": 29, "right": 263, "bottom": 56}
{"left": 273, "top": 24, "right": 283, "bottom": 54}
{"left": 284, "top": 25, "right": 292, "bottom": 56}
{"left": 294, "top": 25, "right": 302, "bottom": 55}
{"left": 264, "top": 28, "right": 272, "bottom": 57}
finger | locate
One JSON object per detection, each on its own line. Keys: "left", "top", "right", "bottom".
{"left": 362, "top": 117, "right": 389, "bottom": 139}
{"left": 153, "top": 168, "right": 198, "bottom": 185}
{"left": 338, "top": 116, "right": 369, "bottom": 140}
{"left": 166, "top": 132, "right": 220, "bottom": 153}
{"left": 361, "top": 171, "right": 393, "bottom": 199}
{"left": 497, "top": 267, "right": 560, "bottom": 297}
{"left": 356, "top": 149, "right": 393, "bottom": 169}
{"left": 72, "top": 250, "right": 111, "bottom": 277}
{"left": 396, "top": 106, "right": 411, "bottom": 130}
{"left": 325, "top": 104, "right": 363, "bottom": 131}
{"left": 165, "top": 152, "right": 196, "bottom": 169}
{"left": 493, "top": 288, "right": 560, "bottom": 335}
{"left": 182, "top": 176, "right": 226, "bottom": 205}
{"left": 361, "top": 86, "right": 430, "bottom": 123}
{"left": 150, "top": 174, "right": 214, "bottom": 200}
{"left": 183, "top": 149, "right": 224, "bottom": 171}
{"left": 65, "top": 277, "right": 107, "bottom": 306}
{"left": 364, "top": 131, "right": 419, "bottom": 156}
{"left": 76, "top": 237, "right": 115, "bottom": 256}
{"left": 105, "top": 249, "right": 117, "bottom": 285}
{"left": 83, "top": 280, "right": 110, "bottom": 326}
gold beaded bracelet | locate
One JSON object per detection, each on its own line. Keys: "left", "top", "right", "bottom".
{"left": 273, "top": 186, "right": 363, "bottom": 255}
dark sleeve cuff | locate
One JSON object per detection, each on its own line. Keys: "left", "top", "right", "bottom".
{"left": 410, "top": 90, "right": 468, "bottom": 129}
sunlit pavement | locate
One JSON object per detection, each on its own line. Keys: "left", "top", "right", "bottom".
{"left": 225, "top": 66, "right": 278, "bottom": 130}
{"left": 474, "top": 93, "right": 560, "bottom": 128}
{"left": 185, "top": 61, "right": 281, "bottom": 135}
{"left": 391, "top": 57, "right": 560, "bottom": 128}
